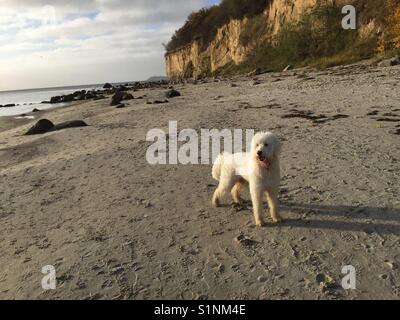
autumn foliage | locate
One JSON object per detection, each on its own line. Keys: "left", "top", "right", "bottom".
{"left": 376, "top": 0, "right": 400, "bottom": 52}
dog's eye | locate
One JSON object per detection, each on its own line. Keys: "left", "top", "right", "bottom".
{"left": 264, "top": 143, "right": 269, "bottom": 147}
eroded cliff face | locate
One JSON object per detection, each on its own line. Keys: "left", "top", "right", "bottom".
{"left": 165, "top": 19, "right": 250, "bottom": 80}
{"left": 166, "top": 0, "right": 325, "bottom": 79}
{"left": 165, "top": 0, "right": 361, "bottom": 79}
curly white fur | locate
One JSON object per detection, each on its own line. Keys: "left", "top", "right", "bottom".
{"left": 212, "top": 131, "right": 282, "bottom": 226}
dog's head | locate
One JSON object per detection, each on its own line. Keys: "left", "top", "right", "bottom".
{"left": 251, "top": 131, "right": 281, "bottom": 168}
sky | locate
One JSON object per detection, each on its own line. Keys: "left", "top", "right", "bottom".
{"left": 0, "top": 0, "right": 220, "bottom": 91}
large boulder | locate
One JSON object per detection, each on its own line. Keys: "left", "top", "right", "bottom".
{"left": 85, "top": 92, "right": 95, "bottom": 100}
{"left": 25, "top": 119, "right": 88, "bottom": 135}
{"left": 25, "top": 119, "right": 55, "bottom": 135}
{"left": 123, "top": 93, "right": 134, "bottom": 100}
{"left": 110, "top": 91, "right": 125, "bottom": 106}
{"left": 50, "top": 120, "right": 88, "bottom": 132}
{"left": 103, "top": 83, "right": 113, "bottom": 89}
{"left": 50, "top": 96, "right": 62, "bottom": 104}
{"left": 110, "top": 92, "right": 133, "bottom": 105}
{"left": 166, "top": 89, "right": 181, "bottom": 98}
{"left": 62, "top": 94, "right": 75, "bottom": 102}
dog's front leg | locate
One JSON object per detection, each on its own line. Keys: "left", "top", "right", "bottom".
{"left": 266, "top": 189, "right": 281, "bottom": 223}
{"left": 250, "top": 180, "right": 265, "bottom": 226}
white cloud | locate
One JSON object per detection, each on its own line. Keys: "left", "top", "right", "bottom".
{"left": 0, "top": 0, "right": 216, "bottom": 90}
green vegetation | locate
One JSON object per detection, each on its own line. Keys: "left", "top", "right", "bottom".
{"left": 166, "top": 0, "right": 271, "bottom": 51}
{"left": 216, "top": 3, "right": 381, "bottom": 75}
{"left": 168, "top": 0, "right": 400, "bottom": 76}
{"left": 378, "top": 0, "right": 400, "bottom": 53}
{"left": 239, "top": 14, "right": 267, "bottom": 47}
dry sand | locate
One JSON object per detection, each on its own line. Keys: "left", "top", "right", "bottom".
{"left": 0, "top": 62, "right": 399, "bottom": 300}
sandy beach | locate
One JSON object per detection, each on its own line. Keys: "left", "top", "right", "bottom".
{"left": 0, "top": 62, "right": 399, "bottom": 300}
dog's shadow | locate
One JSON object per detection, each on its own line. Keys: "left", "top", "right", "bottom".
{"left": 278, "top": 202, "right": 400, "bottom": 236}
{"left": 223, "top": 198, "right": 400, "bottom": 236}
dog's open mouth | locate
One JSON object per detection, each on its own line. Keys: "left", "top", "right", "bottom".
{"left": 258, "top": 155, "right": 270, "bottom": 167}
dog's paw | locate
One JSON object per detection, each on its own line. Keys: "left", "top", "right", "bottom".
{"left": 212, "top": 199, "right": 220, "bottom": 208}
{"left": 271, "top": 216, "right": 283, "bottom": 224}
{"left": 255, "top": 220, "right": 266, "bottom": 227}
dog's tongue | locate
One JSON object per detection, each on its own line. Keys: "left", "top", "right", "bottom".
{"left": 258, "top": 156, "right": 270, "bottom": 168}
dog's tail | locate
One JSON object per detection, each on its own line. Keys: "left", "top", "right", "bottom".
{"left": 212, "top": 153, "right": 224, "bottom": 181}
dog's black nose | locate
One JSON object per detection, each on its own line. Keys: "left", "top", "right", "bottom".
{"left": 257, "top": 151, "right": 263, "bottom": 156}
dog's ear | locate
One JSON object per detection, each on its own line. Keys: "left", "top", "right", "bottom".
{"left": 251, "top": 132, "right": 263, "bottom": 150}
{"left": 270, "top": 134, "right": 281, "bottom": 159}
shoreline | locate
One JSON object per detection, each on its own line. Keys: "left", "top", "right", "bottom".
{"left": 0, "top": 100, "right": 91, "bottom": 133}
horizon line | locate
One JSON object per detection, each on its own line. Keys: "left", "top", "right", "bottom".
{"left": 0, "top": 76, "right": 169, "bottom": 94}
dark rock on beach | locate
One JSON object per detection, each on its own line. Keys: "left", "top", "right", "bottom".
{"left": 93, "top": 95, "right": 107, "bottom": 101}
{"left": 32, "top": 108, "right": 40, "bottom": 112}
{"left": 110, "top": 91, "right": 134, "bottom": 106}
{"left": 103, "top": 83, "right": 113, "bottom": 89}
{"left": 166, "top": 89, "right": 181, "bottom": 98}
{"left": 47, "top": 90, "right": 103, "bottom": 104}
{"left": 25, "top": 119, "right": 88, "bottom": 135}
{"left": 123, "top": 93, "right": 134, "bottom": 100}
{"left": 50, "top": 96, "right": 62, "bottom": 104}
{"left": 110, "top": 91, "right": 125, "bottom": 106}
{"left": 115, "top": 85, "right": 129, "bottom": 92}
{"left": 62, "top": 94, "right": 75, "bottom": 102}
{"left": 50, "top": 120, "right": 88, "bottom": 132}
{"left": 82, "top": 92, "right": 93, "bottom": 100}
{"left": 3, "top": 104, "right": 16, "bottom": 108}
{"left": 25, "top": 119, "right": 55, "bottom": 135}
{"left": 147, "top": 99, "right": 169, "bottom": 104}
{"left": 153, "top": 99, "right": 169, "bottom": 104}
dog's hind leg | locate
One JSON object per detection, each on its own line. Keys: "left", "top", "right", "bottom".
{"left": 212, "top": 187, "right": 223, "bottom": 207}
{"left": 212, "top": 175, "right": 237, "bottom": 208}
{"left": 231, "top": 180, "right": 244, "bottom": 204}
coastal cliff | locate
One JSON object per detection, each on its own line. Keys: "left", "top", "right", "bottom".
{"left": 165, "top": 0, "right": 388, "bottom": 79}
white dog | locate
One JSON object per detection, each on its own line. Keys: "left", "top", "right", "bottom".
{"left": 212, "top": 131, "right": 282, "bottom": 226}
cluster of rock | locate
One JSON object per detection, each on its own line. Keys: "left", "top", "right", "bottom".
{"left": 42, "top": 89, "right": 108, "bottom": 104}
{"left": 2, "top": 80, "right": 175, "bottom": 113}
{"left": 40, "top": 81, "right": 171, "bottom": 107}
{"left": 110, "top": 91, "right": 134, "bottom": 106}
{"left": 126, "top": 80, "right": 170, "bottom": 91}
